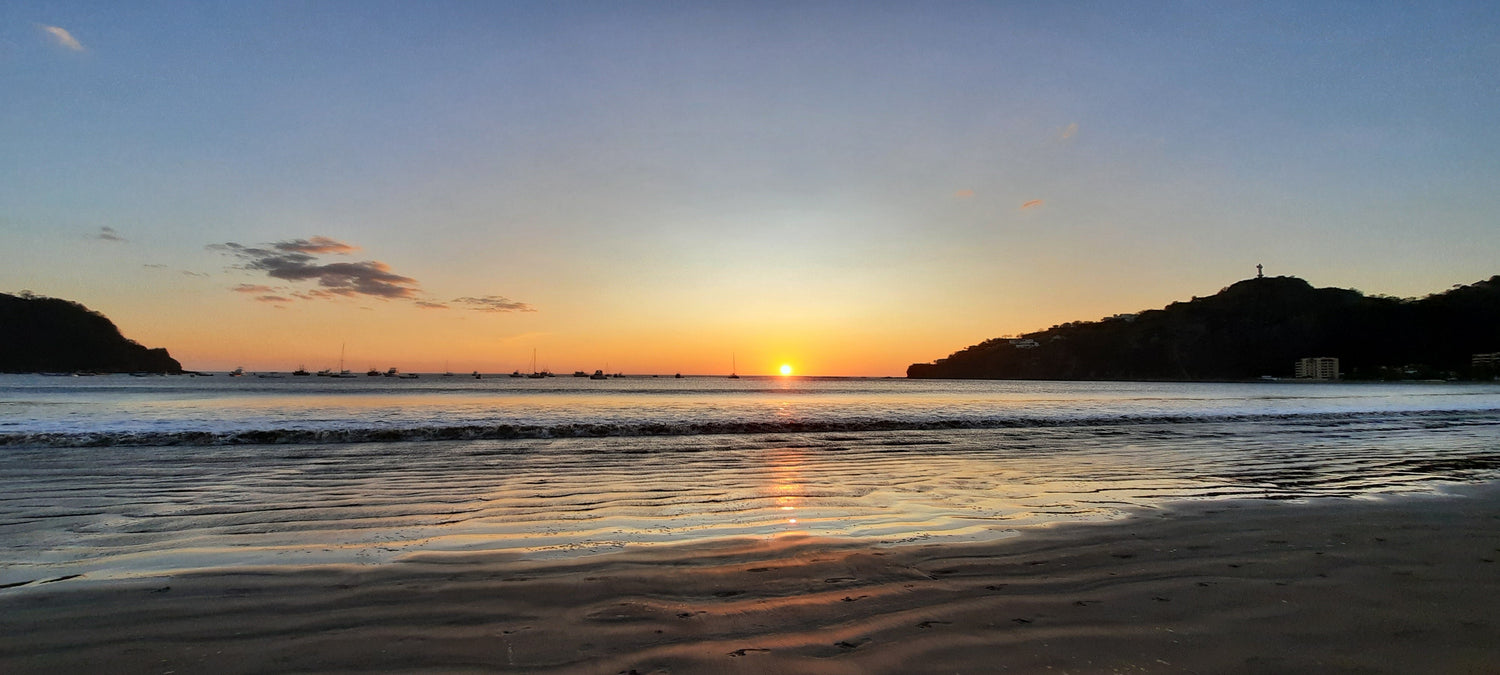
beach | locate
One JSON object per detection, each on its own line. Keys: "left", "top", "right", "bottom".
{"left": 3, "top": 484, "right": 1499, "bottom": 673}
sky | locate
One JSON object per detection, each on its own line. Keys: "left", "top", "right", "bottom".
{"left": 3, "top": 1, "right": 1498, "bottom": 375}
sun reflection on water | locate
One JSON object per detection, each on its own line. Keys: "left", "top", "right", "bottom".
{"left": 767, "top": 448, "right": 807, "bottom": 529}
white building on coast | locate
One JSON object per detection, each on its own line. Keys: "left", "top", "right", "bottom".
{"left": 1295, "top": 357, "right": 1340, "bottom": 380}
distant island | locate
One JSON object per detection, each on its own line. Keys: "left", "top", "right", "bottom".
{"left": 0, "top": 292, "right": 183, "bottom": 374}
{"left": 908, "top": 275, "right": 1500, "bottom": 381}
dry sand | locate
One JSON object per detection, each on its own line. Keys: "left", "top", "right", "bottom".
{"left": 3, "top": 486, "right": 1499, "bottom": 674}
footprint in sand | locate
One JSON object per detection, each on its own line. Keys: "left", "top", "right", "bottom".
{"left": 916, "top": 620, "right": 952, "bottom": 629}
{"left": 714, "top": 590, "right": 745, "bottom": 597}
{"left": 728, "top": 648, "right": 770, "bottom": 657}
{"left": 835, "top": 638, "right": 869, "bottom": 650}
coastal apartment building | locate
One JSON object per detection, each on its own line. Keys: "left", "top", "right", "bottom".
{"left": 1295, "top": 356, "right": 1340, "bottom": 380}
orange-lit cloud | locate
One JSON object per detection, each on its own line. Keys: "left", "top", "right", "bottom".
{"left": 211, "top": 239, "right": 420, "bottom": 299}
{"left": 953, "top": 189, "right": 975, "bottom": 199}
{"left": 274, "top": 236, "right": 359, "bottom": 255}
{"left": 453, "top": 296, "right": 536, "bottom": 312}
{"left": 292, "top": 289, "right": 342, "bottom": 300}
{"left": 1059, "top": 122, "right": 1078, "bottom": 140}
{"left": 1021, "top": 199, "right": 1044, "bottom": 210}
{"left": 41, "top": 25, "right": 84, "bottom": 51}
{"left": 211, "top": 237, "right": 535, "bottom": 313}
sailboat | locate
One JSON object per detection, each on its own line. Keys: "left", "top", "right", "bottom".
{"left": 728, "top": 353, "right": 740, "bottom": 379}
{"left": 330, "top": 343, "right": 356, "bottom": 377}
{"left": 527, "top": 349, "right": 547, "bottom": 378}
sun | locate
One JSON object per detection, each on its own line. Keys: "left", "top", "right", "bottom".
{"left": 779, "top": 364, "right": 793, "bottom": 376}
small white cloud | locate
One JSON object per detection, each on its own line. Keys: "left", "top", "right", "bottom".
{"left": 41, "top": 25, "right": 85, "bottom": 51}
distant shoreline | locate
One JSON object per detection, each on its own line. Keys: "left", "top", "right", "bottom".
{"left": 4, "top": 371, "right": 1493, "bottom": 383}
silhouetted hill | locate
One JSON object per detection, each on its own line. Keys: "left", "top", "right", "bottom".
{"left": 0, "top": 293, "right": 182, "bottom": 374}
{"left": 907, "top": 276, "right": 1500, "bottom": 381}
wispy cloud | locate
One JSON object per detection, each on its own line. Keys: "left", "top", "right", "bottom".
{"left": 952, "top": 189, "right": 975, "bottom": 199}
{"left": 95, "top": 226, "right": 125, "bottom": 242}
{"left": 1058, "top": 122, "right": 1078, "bottom": 140}
{"left": 41, "top": 25, "right": 85, "bottom": 51}
{"left": 274, "top": 236, "right": 359, "bottom": 255}
{"left": 453, "top": 296, "right": 536, "bottom": 313}
{"left": 210, "top": 236, "right": 535, "bottom": 313}
{"left": 145, "top": 262, "right": 208, "bottom": 277}
{"left": 1021, "top": 199, "right": 1044, "bottom": 210}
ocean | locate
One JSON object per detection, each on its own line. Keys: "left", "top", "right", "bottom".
{"left": 2, "top": 374, "right": 1498, "bottom": 586}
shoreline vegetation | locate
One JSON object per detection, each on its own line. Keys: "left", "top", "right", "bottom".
{"left": 0, "top": 292, "right": 181, "bottom": 374}
{"left": 909, "top": 275, "right": 1500, "bottom": 381}
{"left": 3, "top": 484, "right": 1497, "bottom": 673}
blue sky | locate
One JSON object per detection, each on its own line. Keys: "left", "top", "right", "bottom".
{"left": 3, "top": 2, "right": 1498, "bottom": 373}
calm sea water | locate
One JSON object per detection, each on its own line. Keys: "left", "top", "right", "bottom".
{"left": 2, "top": 375, "right": 1498, "bottom": 585}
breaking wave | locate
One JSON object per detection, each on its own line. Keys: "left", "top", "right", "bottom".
{"left": 4, "top": 408, "right": 1496, "bottom": 448}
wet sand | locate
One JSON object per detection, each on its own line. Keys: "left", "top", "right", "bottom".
{"left": 3, "top": 486, "right": 1498, "bottom": 674}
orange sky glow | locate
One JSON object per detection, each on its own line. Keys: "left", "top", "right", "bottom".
{"left": 5, "top": 5, "right": 1497, "bottom": 375}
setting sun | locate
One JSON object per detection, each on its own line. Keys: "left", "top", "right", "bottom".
{"left": 779, "top": 364, "right": 793, "bottom": 376}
